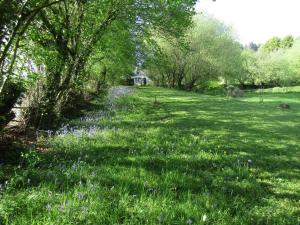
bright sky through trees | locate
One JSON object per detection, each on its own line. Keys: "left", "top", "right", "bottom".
{"left": 196, "top": 0, "right": 300, "bottom": 44}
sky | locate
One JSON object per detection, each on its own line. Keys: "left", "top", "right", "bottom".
{"left": 196, "top": 0, "right": 300, "bottom": 45}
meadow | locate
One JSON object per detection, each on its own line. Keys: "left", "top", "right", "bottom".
{"left": 0, "top": 87, "right": 299, "bottom": 225}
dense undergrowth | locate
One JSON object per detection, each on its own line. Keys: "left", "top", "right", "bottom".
{"left": 0, "top": 87, "right": 299, "bottom": 225}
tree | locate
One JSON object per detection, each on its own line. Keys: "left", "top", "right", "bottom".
{"left": 281, "top": 35, "right": 294, "bottom": 49}
{"left": 240, "top": 49, "right": 260, "bottom": 85}
{"left": 261, "top": 37, "right": 282, "bottom": 52}
{"left": 247, "top": 42, "right": 259, "bottom": 51}
{"left": 0, "top": 0, "right": 62, "bottom": 93}
{"left": 0, "top": 0, "right": 64, "bottom": 130}
{"left": 144, "top": 14, "right": 244, "bottom": 90}
{"left": 247, "top": 36, "right": 299, "bottom": 87}
{"left": 24, "top": 0, "right": 197, "bottom": 128}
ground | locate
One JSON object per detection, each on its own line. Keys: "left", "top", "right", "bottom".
{"left": 0, "top": 86, "right": 299, "bottom": 224}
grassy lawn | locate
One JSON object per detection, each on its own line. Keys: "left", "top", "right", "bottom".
{"left": 1, "top": 87, "right": 299, "bottom": 225}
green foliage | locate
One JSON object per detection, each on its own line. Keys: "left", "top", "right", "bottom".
{"left": 195, "top": 81, "right": 225, "bottom": 95}
{"left": 242, "top": 38, "right": 300, "bottom": 87}
{"left": 0, "top": 78, "right": 25, "bottom": 130}
{"left": 21, "top": 150, "right": 42, "bottom": 169}
{"left": 261, "top": 36, "right": 294, "bottom": 53}
{"left": 0, "top": 0, "right": 198, "bottom": 129}
{"left": 144, "top": 13, "right": 243, "bottom": 90}
{"left": 256, "top": 85, "right": 300, "bottom": 93}
{"left": 20, "top": 0, "right": 197, "bottom": 129}
{"left": 240, "top": 49, "right": 259, "bottom": 85}
{"left": 0, "top": 0, "right": 61, "bottom": 93}
{"left": 0, "top": 87, "right": 299, "bottom": 224}
{"left": 261, "top": 36, "right": 281, "bottom": 52}
{"left": 281, "top": 35, "right": 294, "bottom": 48}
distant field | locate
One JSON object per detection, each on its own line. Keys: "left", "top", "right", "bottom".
{"left": 255, "top": 85, "right": 300, "bottom": 93}
{"left": 1, "top": 87, "right": 299, "bottom": 225}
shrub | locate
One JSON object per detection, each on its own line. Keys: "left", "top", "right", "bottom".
{"left": 0, "top": 79, "right": 25, "bottom": 130}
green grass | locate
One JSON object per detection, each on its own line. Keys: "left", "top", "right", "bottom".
{"left": 1, "top": 87, "right": 300, "bottom": 225}
{"left": 256, "top": 86, "right": 300, "bottom": 93}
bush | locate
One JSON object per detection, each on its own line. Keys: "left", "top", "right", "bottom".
{"left": 0, "top": 80, "right": 25, "bottom": 130}
{"left": 194, "top": 81, "right": 226, "bottom": 95}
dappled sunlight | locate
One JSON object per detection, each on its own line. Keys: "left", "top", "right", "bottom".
{"left": 2, "top": 0, "right": 300, "bottom": 224}
{"left": 1, "top": 87, "right": 299, "bottom": 224}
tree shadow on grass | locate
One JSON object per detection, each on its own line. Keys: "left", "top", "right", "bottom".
{"left": 24, "top": 141, "right": 299, "bottom": 223}
{"left": 3, "top": 87, "right": 299, "bottom": 224}
{"left": 5, "top": 130, "right": 298, "bottom": 224}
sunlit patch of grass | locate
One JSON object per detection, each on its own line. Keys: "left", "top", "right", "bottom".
{"left": 256, "top": 86, "right": 300, "bottom": 93}
{"left": 0, "top": 86, "right": 299, "bottom": 224}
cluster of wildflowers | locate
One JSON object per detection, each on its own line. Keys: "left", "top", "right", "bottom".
{"left": 75, "top": 192, "right": 87, "bottom": 200}
{"left": 71, "top": 159, "right": 83, "bottom": 171}
{"left": 107, "top": 86, "right": 135, "bottom": 102}
{"left": 45, "top": 200, "right": 89, "bottom": 215}
{"left": 79, "top": 111, "right": 112, "bottom": 122}
{"left": 38, "top": 86, "right": 134, "bottom": 138}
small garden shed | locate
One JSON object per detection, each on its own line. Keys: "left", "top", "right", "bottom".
{"left": 131, "top": 72, "right": 152, "bottom": 86}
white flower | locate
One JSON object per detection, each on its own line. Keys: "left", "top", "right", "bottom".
{"left": 58, "top": 205, "right": 64, "bottom": 212}
{"left": 46, "top": 204, "right": 52, "bottom": 212}
{"left": 186, "top": 219, "right": 193, "bottom": 224}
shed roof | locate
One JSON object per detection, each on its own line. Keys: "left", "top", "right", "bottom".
{"left": 131, "top": 74, "right": 150, "bottom": 79}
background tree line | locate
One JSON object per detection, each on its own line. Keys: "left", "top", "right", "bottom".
{"left": 242, "top": 35, "right": 300, "bottom": 88}
{"left": 143, "top": 13, "right": 300, "bottom": 93}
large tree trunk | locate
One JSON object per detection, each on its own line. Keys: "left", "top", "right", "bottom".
{"left": 96, "top": 65, "right": 107, "bottom": 95}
